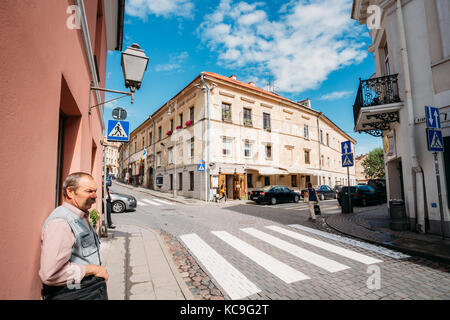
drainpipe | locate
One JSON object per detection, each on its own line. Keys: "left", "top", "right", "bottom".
{"left": 200, "top": 72, "right": 212, "bottom": 202}
{"left": 149, "top": 115, "right": 156, "bottom": 189}
{"left": 396, "top": 0, "right": 424, "bottom": 232}
{"left": 77, "top": 0, "right": 104, "bottom": 129}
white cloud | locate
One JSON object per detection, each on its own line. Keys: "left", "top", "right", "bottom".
{"left": 154, "top": 51, "right": 189, "bottom": 72}
{"left": 126, "top": 0, "right": 195, "bottom": 19}
{"left": 319, "top": 90, "right": 353, "bottom": 100}
{"left": 198, "top": 0, "right": 368, "bottom": 93}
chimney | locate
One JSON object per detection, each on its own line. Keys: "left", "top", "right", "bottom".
{"left": 229, "top": 75, "right": 237, "bottom": 80}
{"left": 248, "top": 81, "right": 256, "bottom": 86}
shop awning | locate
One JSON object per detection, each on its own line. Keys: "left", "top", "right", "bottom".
{"left": 247, "top": 167, "right": 289, "bottom": 175}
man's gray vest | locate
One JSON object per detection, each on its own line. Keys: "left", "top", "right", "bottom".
{"left": 42, "top": 205, "right": 101, "bottom": 266}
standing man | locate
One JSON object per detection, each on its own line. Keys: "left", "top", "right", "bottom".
{"left": 39, "top": 172, "right": 108, "bottom": 300}
{"left": 304, "top": 183, "right": 319, "bottom": 223}
{"left": 217, "top": 183, "right": 227, "bottom": 202}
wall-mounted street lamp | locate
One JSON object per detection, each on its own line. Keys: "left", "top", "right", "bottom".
{"left": 88, "top": 43, "right": 148, "bottom": 237}
{"left": 89, "top": 43, "right": 149, "bottom": 114}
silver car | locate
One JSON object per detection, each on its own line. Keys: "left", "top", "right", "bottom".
{"left": 110, "top": 192, "right": 137, "bottom": 213}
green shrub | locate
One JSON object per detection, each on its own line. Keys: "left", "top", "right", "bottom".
{"left": 90, "top": 209, "right": 100, "bottom": 227}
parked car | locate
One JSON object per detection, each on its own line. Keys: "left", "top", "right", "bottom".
{"left": 368, "top": 179, "right": 387, "bottom": 203}
{"left": 333, "top": 185, "right": 343, "bottom": 193}
{"left": 105, "top": 175, "right": 112, "bottom": 187}
{"left": 110, "top": 192, "right": 137, "bottom": 213}
{"left": 300, "top": 185, "right": 336, "bottom": 200}
{"left": 250, "top": 186, "right": 300, "bottom": 205}
{"left": 337, "top": 185, "right": 379, "bottom": 207}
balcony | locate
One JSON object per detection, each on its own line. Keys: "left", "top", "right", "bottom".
{"left": 353, "top": 74, "right": 402, "bottom": 137}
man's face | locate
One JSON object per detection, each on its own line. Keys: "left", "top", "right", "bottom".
{"left": 67, "top": 176, "right": 98, "bottom": 211}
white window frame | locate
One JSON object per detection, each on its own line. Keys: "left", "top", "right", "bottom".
{"left": 244, "top": 141, "right": 252, "bottom": 158}
{"left": 222, "top": 137, "right": 233, "bottom": 157}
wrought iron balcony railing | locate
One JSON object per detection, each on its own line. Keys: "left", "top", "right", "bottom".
{"left": 353, "top": 74, "right": 401, "bottom": 127}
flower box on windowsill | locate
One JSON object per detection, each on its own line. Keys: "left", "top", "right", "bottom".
{"left": 244, "top": 120, "right": 253, "bottom": 126}
{"left": 185, "top": 120, "right": 194, "bottom": 127}
{"left": 176, "top": 125, "right": 182, "bottom": 130}
{"left": 166, "top": 130, "right": 173, "bottom": 136}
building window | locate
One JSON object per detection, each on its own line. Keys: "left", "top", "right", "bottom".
{"left": 190, "top": 106, "right": 194, "bottom": 121}
{"left": 244, "top": 141, "right": 252, "bottom": 158}
{"left": 156, "top": 174, "right": 163, "bottom": 187}
{"left": 158, "top": 126, "right": 162, "bottom": 141}
{"left": 247, "top": 174, "right": 253, "bottom": 188}
{"left": 169, "top": 174, "right": 173, "bottom": 190}
{"left": 135, "top": 141, "right": 137, "bottom": 152}
{"left": 142, "top": 137, "right": 145, "bottom": 148}
{"left": 320, "top": 130, "right": 323, "bottom": 144}
{"left": 326, "top": 133, "right": 329, "bottom": 146}
{"left": 243, "top": 108, "right": 252, "bottom": 126}
{"left": 157, "top": 152, "right": 161, "bottom": 167}
{"left": 263, "top": 113, "right": 271, "bottom": 130}
{"left": 264, "top": 176, "right": 270, "bottom": 186}
{"left": 190, "top": 137, "right": 194, "bottom": 158}
{"left": 189, "top": 171, "right": 194, "bottom": 191}
{"left": 149, "top": 132, "right": 153, "bottom": 146}
{"left": 170, "top": 119, "right": 174, "bottom": 132}
{"left": 179, "top": 113, "right": 183, "bottom": 127}
{"left": 321, "top": 155, "right": 324, "bottom": 167}
{"left": 291, "top": 175, "right": 297, "bottom": 187}
{"left": 265, "top": 145, "right": 272, "bottom": 159}
{"left": 169, "top": 147, "right": 173, "bottom": 164}
{"left": 222, "top": 137, "right": 232, "bottom": 156}
{"left": 304, "top": 150, "right": 310, "bottom": 164}
{"left": 304, "top": 124, "right": 309, "bottom": 138}
{"left": 327, "top": 157, "right": 330, "bottom": 168}
{"left": 222, "top": 103, "right": 231, "bottom": 121}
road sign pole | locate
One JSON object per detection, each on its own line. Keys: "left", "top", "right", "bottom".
{"left": 433, "top": 152, "right": 446, "bottom": 239}
{"left": 347, "top": 167, "right": 351, "bottom": 212}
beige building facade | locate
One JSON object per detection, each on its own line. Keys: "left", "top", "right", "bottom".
{"left": 352, "top": 0, "right": 450, "bottom": 236}
{"left": 355, "top": 154, "right": 369, "bottom": 184}
{"left": 121, "top": 72, "right": 357, "bottom": 200}
{"left": 104, "top": 137, "right": 121, "bottom": 176}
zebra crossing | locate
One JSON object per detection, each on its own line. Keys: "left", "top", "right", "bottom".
{"left": 179, "top": 225, "right": 395, "bottom": 300}
{"left": 137, "top": 197, "right": 175, "bottom": 207}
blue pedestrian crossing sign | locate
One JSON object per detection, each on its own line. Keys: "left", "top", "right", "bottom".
{"left": 342, "top": 153, "right": 354, "bottom": 167}
{"left": 197, "top": 161, "right": 206, "bottom": 172}
{"left": 425, "top": 106, "right": 441, "bottom": 129}
{"left": 341, "top": 141, "right": 352, "bottom": 155}
{"left": 427, "top": 128, "right": 444, "bottom": 152}
{"left": 107, "top": 120, "right": 129, "bottom": 142}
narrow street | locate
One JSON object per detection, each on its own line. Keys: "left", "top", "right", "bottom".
{"left": 110, "top": 183, "right": 450, "bottom": 300}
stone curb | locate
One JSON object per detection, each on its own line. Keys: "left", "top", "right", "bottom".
{"left": 325, "top": 215, "right": 450, "bottom": 265}
{"left": 132, "top": 224, "right": 196, "bottom": 300}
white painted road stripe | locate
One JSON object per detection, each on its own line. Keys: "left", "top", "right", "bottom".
{"left": 179, "top": 234, "right": 260, "bottom": 300}
{"left": 137, "top": 201, "right": 148, "bottom": 206}
{"left": 266, "top": 226, "right": 383, "bottom": 265}
{"left": 289, "top": 224, "right": 411, "bottom": 259}
{"left": 212, "top": 231, "right": 310, "bottom": 283}
{"left": 241, "top": 228, "right": 349, "bottom": 273}
{"left": 142, "top": 199, "right": 161, "bottom": 206}
{"left": 152, "top": 198, "right": 173, "bottom": 205}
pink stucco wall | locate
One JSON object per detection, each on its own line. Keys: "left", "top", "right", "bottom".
{"left": 0, "top": 0, "right": 109, "bottom": 299}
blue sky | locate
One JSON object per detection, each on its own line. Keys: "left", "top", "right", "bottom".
{"left": 104, "top": 0, "right": 382, "bottom": 155}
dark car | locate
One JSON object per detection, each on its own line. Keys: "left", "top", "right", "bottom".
{"left": 301, "top": 185, "right": 336, "bottom": 200}
{"left": 337, "top": 185, "right": 379, "bottom": 207}
{"left": 250, "top": 186, "right": 300, "bottom": 205}
{"left": 368, "top": 179, "right": 387, "bottom": 203}
{"left": 110, "top": 192, "right": 137, "bottom": 213}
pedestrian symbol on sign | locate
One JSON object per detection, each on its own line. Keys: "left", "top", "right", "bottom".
{"left": 109, "top": 122, "right": 127, "bottom": 138}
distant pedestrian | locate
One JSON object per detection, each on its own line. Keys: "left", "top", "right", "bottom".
{"left": 218, "top": 183, "right": 227, "bottom": 202}
{"left": 304, "top": 182, "right": 319, "bottom": 223}
{"left": 125, "top": 171, "right": 130, "bottom": 185}
{"left": 39, "top": 172, "right": 108, "bottom": 300}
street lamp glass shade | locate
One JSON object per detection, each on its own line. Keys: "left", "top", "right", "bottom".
{"left": 121, "top": 43, "right": 149, "bottom": 90}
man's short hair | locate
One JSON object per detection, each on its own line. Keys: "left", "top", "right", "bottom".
{"left": 63, "top": 172, "right": 94, "bottom": 197}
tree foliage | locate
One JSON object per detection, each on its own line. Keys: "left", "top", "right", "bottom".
{"left": 361, "top": 147, "right": 385, "bottom": 179}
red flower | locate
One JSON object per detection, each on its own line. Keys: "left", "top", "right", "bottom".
{"left": 166, "top": 130, "right": 173, "bottom": 136}
{"left": 185, "top": 120, "right": 194, "bottom": 127}
{"left": 176, "top": 125, "right": 182, "bottom": 130}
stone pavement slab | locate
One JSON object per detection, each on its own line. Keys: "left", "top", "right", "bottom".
{"left": 100, "top": 224, "right": 195, "bottom": 300}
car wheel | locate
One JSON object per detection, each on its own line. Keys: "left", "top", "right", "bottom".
{"left": 294, "top": 195, "right": 299, "bottom": 203}
{"left": 271, "top": 197, "right": 277, "bottom": 205}
{"left": 112, "top": 201, "right": 126, "bottom": 213}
